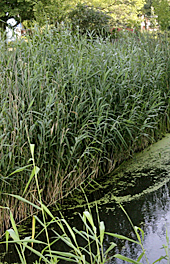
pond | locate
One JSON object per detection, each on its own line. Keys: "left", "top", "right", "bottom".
{"left": 98, "top": 181, "right": 170, "bottom": 263}
{"left": 1, "top": 134, "right": 170, "bottom": 263}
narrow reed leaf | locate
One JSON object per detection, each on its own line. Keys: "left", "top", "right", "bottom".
{"left": 80, "top": 215, "right": 95, "bottom": 236}
{"left": 15, "top": 245, "right": 25, "bottom": 264}
{"left": 9, "top": 212, "right": 19, "bottom": 238}
{"left": 2, "top": 239, "right": 47, "bottom": 244}
{"left": 46, "top": 250, "right": 83, "bottom": 260}
{"left": 74, "top": 230, "right": 96, "bottom": 241}
{"left": 152, "top": 256, "right": 167, "bottom": 264}
{"left": 166, "top": 228, "right": 169, "bottom": 245}
{"left": 99, "top": 221, "right": 105, "bottom": 244}
{"left": 45, "top": 254, "right": 79, "bottom": 263}
{"left": 23, "top": 244, "right": 51, "bottom": 264}
{"left": 114, "top": 254, "right": 142, "bottom": 264}
{"left": 23, "top": 236, "right": 31, "bottom": 253}
{"left": 83, "top": 211, "right": 96, "bottom": 232}
{"left": 21, "top": 239, "right": 46, "bottom": 244}
{"left": 6, "top": 228, "right": 19, "bottom": 241}
{"left": 78, "top": 246, "right": 96, "bottom": 258}
{"left": 56, "top": 235, "right": 80, "bottom": 254}
{"left": 134, "top": 226, "right": 141, "bottom": 244}
{"left": 104, "top": 242, "right": 117, "bottom": 256}
{"left": 118, "top": 203, "right": 135, "bottom": 230}
{"left": 61, "top": 219, "right": 77, "bottom": 245}
{"left": 30, "top": 144, "right": 35, "bottom": 159}
{"left": 33, "top": 215, "right": 45, "bottom": 228}
{"left": 32, "top": 216, "right": 36, "bottom": 248}
{"left": 72, "top": 228, "right": 89, "bottom": 241}
{"left": 41, "top": 203, "right": 55, "bottom": 219}
{"left": 137, "top": 252, "right": 145, "bottom": 262}
{"left": 134, "top": 226, "right": 144, "bottom": 243}
{"left": 7, "top": 194, "right": 41, "bottom": 210}
{"left": 5, "top": 231, "right": 9, "bottom": 252}
{"left": 105, "top": 232, "right": 140, "bottom": 245}
{"left": 8, "top": 165, "right": 32, "bottom": 177}
{"left": 28, "top": 98, "right": 35, "bottom": 110}
{"left": 23, "top": 166, "right": 40, "bottom": 196}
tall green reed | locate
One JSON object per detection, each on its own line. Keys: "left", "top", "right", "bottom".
{"left": 1, "top": 26, "right": 170, "bottom": 230}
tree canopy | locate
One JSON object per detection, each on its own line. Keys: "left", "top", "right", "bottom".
{"left": 0, "top": 0, "right": 35, "bottom": 28}
{"left": 68, "top": 3, "right": 112, "bottom": 36}
{"left": 153, "top": 0, "right": 170, "bottom": 30}
{"left": 2, "top": 0, "right": 170, "bottom": 31}
{"left": 74, "top": 0, "right": 145, "bottom": 27}
{"left": 0, "top": 0, "right": 146, "bottom": 29}
{"left": 142, "top": 0, "right": 170, "bottom": 30}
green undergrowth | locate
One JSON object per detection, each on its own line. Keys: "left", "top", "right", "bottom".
{"left": 1, "top": 25, "right": 170, "bottom": 222}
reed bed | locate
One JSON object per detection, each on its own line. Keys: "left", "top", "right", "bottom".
{"left": 1, "top": 25, "right": 170, "bottom": 222}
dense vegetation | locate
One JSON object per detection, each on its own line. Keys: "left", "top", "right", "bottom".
{"left": 2, "top": 0, "right": 170, "bottom": 31}
{"left": 1, "top": 1, "right": 170, "bottom": 261}
{"left": 0, "top": 0, "right": 145, "bottom": 29}
{"left": 0, "top": 25, "right": 170, "bottom": 221}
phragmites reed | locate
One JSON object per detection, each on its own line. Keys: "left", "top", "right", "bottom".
{"left": 0, "top": 25, "right": 170, "bottom": 230}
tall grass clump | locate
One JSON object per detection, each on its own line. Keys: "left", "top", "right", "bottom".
{"left": 1, "top": 25, "right": 170, "bottom": 228}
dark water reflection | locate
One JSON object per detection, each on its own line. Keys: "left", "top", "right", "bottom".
{"left": 99, "top": 182, "right": 170, "bottom": 263}
{"left": 1, "top": 181, "right": 170, "bottom": 263}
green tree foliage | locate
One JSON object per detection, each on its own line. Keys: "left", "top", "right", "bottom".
{"left": 68, "top": 3, "right": 112, "bottom": 36}
{"left": 0, "top": 0, "right": 146, "bottom": 30}
{"left": 110, "top": 0, "right": 145, "bottom": 27}
{"left": 0, "top": 0, "right": 69, "bottom": 29}
{"left": 143, "top": 0, "right": 152, "bottom": 16}
{"left": 80, "top": 0, "right": 146, "bottom": 28}
{"left": 152, "top": 0, "right": 170, "bottom": 30}
{"left": 0, "top": 0, "right": 35, "bottom": 28}
{"left": 33, "top": 0, "right": 69, "bottom": 26}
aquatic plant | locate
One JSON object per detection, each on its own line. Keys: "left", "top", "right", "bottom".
{"left": 1, "top": 25, "right": 170, "bottom": 229}
{"left": 3, "top": 197, "right": 170, "bottom": 264}
{"left": 3, "top": 195, "right": 170, "bottom": 264}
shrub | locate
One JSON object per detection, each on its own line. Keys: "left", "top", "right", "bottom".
{"left": 68, "top": 3, "right": 112, "bottom": 37}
